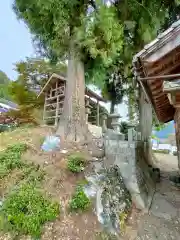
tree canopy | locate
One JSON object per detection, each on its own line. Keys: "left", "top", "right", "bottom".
{"left": 13, "top": 0, "right": 180, "bottom": 140}
{"left": 14, "top": 58, "right": 67, "bottom": 90}
{"left": 0, "top": 70, "right": 11, "bottom": 100}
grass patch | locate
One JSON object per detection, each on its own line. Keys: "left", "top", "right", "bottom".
{"left": 67, "top": 153, "right": 86, "bottom": 173}
{"left": 119, "top": 212, "right": 128, "bottom": 233}
{"left": 96, "top": 231, "right": 118, "bottom": 240}
{"left": 69, "top": 185, "right": 90, "bottom": 212}
{"left": 0, "top": 143, "right": 27, "bottom": 179}
{"left": 0, "top": 143, "right": 59, "bottom": 238}
{"left": 0, "top": 184, "right": 59, "bottom": 238}
{"left": 153, "top": 149, "right": 169, "bottom": 154}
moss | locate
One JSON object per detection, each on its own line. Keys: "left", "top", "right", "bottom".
{"left": 119, "top": 212, "right": 128, "bottom": 233}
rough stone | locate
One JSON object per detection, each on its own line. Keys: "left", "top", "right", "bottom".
{"left": 100, "top": 167, "right": 132, "bottom": 235}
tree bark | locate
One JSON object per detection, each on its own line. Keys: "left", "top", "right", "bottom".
{"left": 110, "top": 101, "right": 115, "bottom": 114}
{"left": 139, "top": 89, "right": 154, "bottom": 165}
{"left": 57, "top": 46, "right": 88, "bottom": 142}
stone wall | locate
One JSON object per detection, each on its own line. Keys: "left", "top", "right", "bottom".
{"left": 104, "top": 133, "right": 155, "bottom": 210}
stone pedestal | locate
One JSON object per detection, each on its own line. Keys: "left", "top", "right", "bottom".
{"left": 109, "top": 113, "right": 121, "bottom": 132}
{"left": 102, "top": 113, "right": 108, "bottom": 132}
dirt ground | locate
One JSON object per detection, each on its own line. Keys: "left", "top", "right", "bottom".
{"left": 134, "top": 153, "right": 180, "bottom": 240}
{"left": 1, "top": 127, "right": 180, "bottom": 240}
{"left": 0, "top": 127, "right": 103, "bottom": 240}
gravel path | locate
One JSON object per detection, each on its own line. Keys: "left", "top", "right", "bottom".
{"left": 136, "top": 154, "right": 180, "bottom": 240}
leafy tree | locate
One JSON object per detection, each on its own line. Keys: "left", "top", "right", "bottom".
{"left": 0, "top": 70, "right": 11, "bottom": 100}
{"left": 14, "top": 58, "right": 67, "bottom": 91}
{"left": 13, "top": 0, "right": 124, "bottom": 142}
{"left": 13, "top": 0, "right": 180, "bottom": 143}
{"left": 101, "top": 59, "right": 126, "bottom": 114}
{"left": 8, "top": 81, "right": 43, "bottom": 107}
{"left": 0, "top": 71, "right": 10, "bottom": 85}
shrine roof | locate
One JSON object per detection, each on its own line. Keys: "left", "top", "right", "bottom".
{"left": 133, "top": 20, "right": 180, "bottom": 123}
{"left": 38, "top": 73, "right": 107, "bottom": 103}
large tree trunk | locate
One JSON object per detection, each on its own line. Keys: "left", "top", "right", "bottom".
{"left": 110, "top": 101, "right": 115, "bottom": 114}
{"left": 139, "top": 89, "right": 154, "bottom": 165}
{"left": 57, "top": 47, "right": 87, "bottom": 142}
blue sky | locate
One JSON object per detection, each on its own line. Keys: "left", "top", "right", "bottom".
{"left": 0, "top": 0, "right": 34, "bottom": 80}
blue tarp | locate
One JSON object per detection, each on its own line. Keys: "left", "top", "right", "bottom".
{"left": 0, "top": 108, "right": 8, "bottom": 113}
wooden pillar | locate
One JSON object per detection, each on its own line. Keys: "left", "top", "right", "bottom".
{"left": 55, "top": 95, "right": 59, "bottom": 127}
{"left": 174, "top": 108, "right": 180, "bottom": 171}
{"left": 85, "top": 98, "right": 90, "bottom": 123}
{"left": 97, "top": 100, "right": 99, "bottom": 126}
{"left": 43, "top": 93, "right": 47, "bottom": 124}
{"left": 139, "top": 90, "right": 153, "bottom": 165}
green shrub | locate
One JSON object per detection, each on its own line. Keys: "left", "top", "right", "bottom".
{"left": 0, "top": 124, "right": 18, "bottom": 133}
{"left": 67, "top": 153, "right": 86, "bottom": 173}
{"left": 0, "top": 143, "right": 27, "bottom": 178}
{"left": 96, "top": 231, "right": 118, "bottom": 240}
{"left": 69, "top": 185, "right": 90, "bottom": 212}
{"left": 0, "top": 184, "right": 59, "bottom": 238}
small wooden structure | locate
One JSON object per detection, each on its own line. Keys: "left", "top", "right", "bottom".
{"left": 133, "top": 20, "right": 180, "bottom": 169}
{"left": 38, "top": 73, "right": 107, "bottom": 126}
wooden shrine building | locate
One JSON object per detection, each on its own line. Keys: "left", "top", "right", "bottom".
{"left": 38, "top": 73, "right": 107, "bottom": 127}
{"left": 133, "top": 20, "right": 180, "bottom": 169}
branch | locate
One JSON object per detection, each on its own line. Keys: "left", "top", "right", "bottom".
{"left": 131, "top": 0, "right": 153, "bottom": 18}
{"left": 89, "top": 0, "right": 97, "bottom": 10}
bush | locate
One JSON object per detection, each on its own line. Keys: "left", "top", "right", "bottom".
{"left": 69, "top": 185, "right": 90, "bottom": 212}
{"left": 6, "top": 106, "right": 38, "bottom": 126}
{"left": 0, "top": 123, "right": 17, "bottom": 133}
{"left": 0, "top": 143, "right": 27, "bottom": 178}
{"left": 0, "top": 184, "right": 59, "bottom": 238}
{"left": 67, "top": 153, "right": 86, "bottom": 173}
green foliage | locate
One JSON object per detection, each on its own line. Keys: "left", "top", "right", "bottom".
{"left": 0, "top": 123, "right": 17, "bottom": 133}
{"left": 13, "top": 0, "right": 180, "bottom": 123}
{"left": 0, "top": 71, "right": 10, "bottom": 85}
{"left": 0, "top": 184, "right": 59, "bottom": 238}
{"left": 77, "top": 3, "right": 124, "bottom": 66}
{"left": 67, "top": 153, "right": 86, "bottom": 173}
{"left": 153, "top": 122, "right": 167, "bottom": 131}
{"left": 14, "top": 58, "right": 67, "bottom": 90}
{"left": 7, "top": 105, "right": 39, "bottom": 125}
{"left": 120, "top": 121, "right": 129, "bottom": 140}
{"left": 13, "top": 1, "right": 123, "bottom": 73}
{"left": 119, "top": 212, "right": 128, "bottom": 233}
{"left": 0, "top": 143, "right": 27, "bottom": 178}
{"left": 8, "top": 81, "right": 42, "bottom": 107}
{"left": 0, "top": 143, "right": 58, "bottom": 238}
{"left": 96, "top": 231, "right": 118, "bottom": 240}
{"left": 69, "top": 185, "right": 90, "bottom": 212}
{"left": 0, "top": 70, "right": 11, "bottom": 100}
{"left": 153, "top": 149, "right": 170, "bottom": 154}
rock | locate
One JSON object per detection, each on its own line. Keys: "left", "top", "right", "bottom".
{"left": 90, "top": 148, "right": 105, "bottom": 158}
{"left": 100, "top": 167, "right": 132, "bottom": 235}
{"left": 60, "top": 149, "right": 68, "bottom": 154}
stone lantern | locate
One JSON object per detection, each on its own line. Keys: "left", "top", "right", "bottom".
{"left": 110, "top": 113, "right": 121, "bottom": 132}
